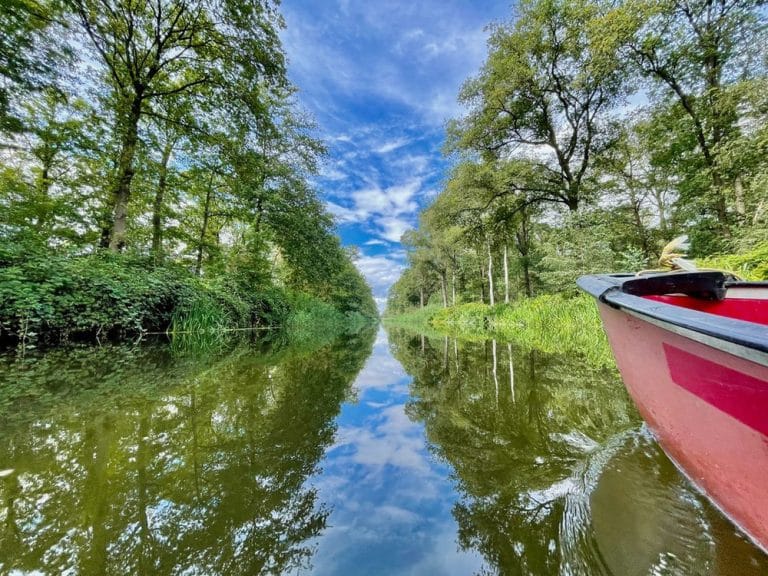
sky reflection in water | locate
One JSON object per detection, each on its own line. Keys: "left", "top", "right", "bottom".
{"left": 1, "top": 327, "right": 767, "bottom": 575}
{"left": 303, "top": 328, "right": 485, "bottom": 576}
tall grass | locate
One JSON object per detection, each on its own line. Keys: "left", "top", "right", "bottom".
{"left": 170, "top": 294, "right": 235, "bottom": 336}
{"left": 284, "top": 292, "right": 378, "bottom": 344}
{"left": 697, "top": 242, "right": 768, "bottom": 280}
{"left": 389, "top": 294, "right": 614, "bottom": 368}
{"left": 381, "top": 304, "right": 443, "bottom": 329}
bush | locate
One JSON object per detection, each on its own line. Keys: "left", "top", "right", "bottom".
{"left": 0, "top": 242, "right": 377, "bottom": 347}
{"left": 0, "top": 250, "right": 194, "bottom": 343}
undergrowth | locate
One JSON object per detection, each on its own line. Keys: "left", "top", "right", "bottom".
{"left": 387, "top": 294, "right": 614, "bottom": 368}
{"left": 0, "top": 244, "right": 376, "bottom": 347}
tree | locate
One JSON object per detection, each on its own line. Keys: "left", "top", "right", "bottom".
{"left": 596, "top": 0, "right": 767, "bottom": 232}
{"left": 0, "top": 0, "right": 62, "bottom": 131}
{"left": 450, "top": 0, "right": 626, "bottom": 212}
{"left": 67, "top": 0, "right": 287, "bottom": 250}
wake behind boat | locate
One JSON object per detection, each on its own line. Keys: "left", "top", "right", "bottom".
{"left": 578, "top": 270, "right": 768, "bottom": 553}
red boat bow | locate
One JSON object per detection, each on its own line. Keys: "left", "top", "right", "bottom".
{"left": 579, "top": 271, "right": 768, "bottom": 554}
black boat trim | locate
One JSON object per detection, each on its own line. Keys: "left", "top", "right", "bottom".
{"left": 577, "top": 273, "right": 768, "bottom": 358}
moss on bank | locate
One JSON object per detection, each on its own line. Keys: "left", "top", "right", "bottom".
{"left": 384, "top": 294, "right": 613, "bottom": 368}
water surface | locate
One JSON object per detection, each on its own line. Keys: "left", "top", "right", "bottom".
{"left": 0, "top": 327, "right": 766, "bottom": 575}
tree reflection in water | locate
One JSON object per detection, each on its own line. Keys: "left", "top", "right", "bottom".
{"left": 389, "top": 328, "right": 768, "bottom": 576}
{"left": 0, "top": 329, "right": 375, "bottom": 575}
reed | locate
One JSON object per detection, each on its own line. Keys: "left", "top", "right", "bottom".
{"left": 696, "top": 242, "right": 768, "bottom": 280}
{"left": 169, "top": 294, "right": 234, "bottom": 336}
{"left": 381, "top": 304, "right": 443, "bottom": 329}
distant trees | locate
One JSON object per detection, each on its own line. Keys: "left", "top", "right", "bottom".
{"left": 388, "top": 0, "right": 767, "bottom": 313}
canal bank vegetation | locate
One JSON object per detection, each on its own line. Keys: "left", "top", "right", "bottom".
{"left": 0, "top": 1, "right": 377, "bottom": 346}
{"left": 386, "top": 0, "right": 768, "bottom": 354}
{"left": 386, "top": 295, "right": 613, "bottom": 367}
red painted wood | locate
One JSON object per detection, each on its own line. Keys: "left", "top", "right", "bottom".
{"left": 645, "top": 295, "right": 768, "bottom": 325}
{"left": 598, "top": 302, "right": 768, "bottom": 553}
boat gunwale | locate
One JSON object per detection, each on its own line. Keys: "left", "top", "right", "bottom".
{"left": 577, "top": 274, "right": 768, "bottom": 364}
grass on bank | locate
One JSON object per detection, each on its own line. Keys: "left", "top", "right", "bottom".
{"left": 385, "top": 294, "right": 613, "bottom": 368}
{"left": 697, "top": 243, "right": 768, "bottom": 280}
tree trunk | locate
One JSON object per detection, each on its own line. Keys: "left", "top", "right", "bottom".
{"left": 479, "top": 259, "right": 485, "bottom": 304}
{"left": 451, "top": 269, "right": 456, "bottom": 306}
{"left": 419, "top": 286, "right": 425, "bottom": 309}
{"left": 108, "top": 95, "right": 143, "bottom": 251}
{"left": 630, "top": 192, "right": 651, "bottom": 260}
{"left": 151, "top": 139, "right": 174, "bottom": 263}
{"left": 487, "top": 241, "right": 495, "bottom": 306}
{"left": 508, "top": 342, "right": 515, "bottom": 402}
{"left": 195, "top": 174, "right": 214, "bottom": 276}
{"left": 492, "top": 339, "right": 499, "bottom": 406}
{"left": 503, "top": 243, "right": 510, "bottom": 304}
{"left": 653, "top": 189, "right": 669, "bottom": 236}
{"left": 522, "top": 257, "right": 532, "bottom": 298}
{"left": 734, "top": 176, "right": 746, "bottom": 217}
{"left": 440, "top": 272, "right": 448, "bottom": 308}
{"left": 35, "top": 150, "right": 54, "bottom": 231}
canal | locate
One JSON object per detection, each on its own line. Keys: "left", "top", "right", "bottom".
{"left": 0, "top": 326, "right": 765, "bottom": 575}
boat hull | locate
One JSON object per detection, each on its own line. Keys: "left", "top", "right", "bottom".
{"left": 597, "top": 301, "right": 768, "bottom": 552}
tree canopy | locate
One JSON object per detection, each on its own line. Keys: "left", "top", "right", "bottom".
{"left": 388, "top": 0, "right": 767, "bottom": 313}
{"left": 1, "top": 0, "right": 377, "bottom": 333}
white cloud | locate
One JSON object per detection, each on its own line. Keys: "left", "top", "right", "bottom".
{"left": 351, "top": 179, "right": 420, "bottom": 218}
{"left": 281, "top": 0, "right": 512, "bottom": 298}
{"left": 376, "top": 216, "right": 413, "bottom": 243}
{"left": 325, "top": 200, "right": 359, "bottom": 224}
{"left": 354, "top": 254, "right": 406, "bottom": 302}
{"left": 374, "top": 138, "right": 410, "bottom": 154}
{"left": 281, "top": 1, "right": 504, "bottom": 126}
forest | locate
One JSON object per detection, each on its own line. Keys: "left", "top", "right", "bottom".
{"left": 387, "top": 0, "right": 768, "bottom": 314}
{"left": 0, "top": 0, "right": 377, "bottom": 345}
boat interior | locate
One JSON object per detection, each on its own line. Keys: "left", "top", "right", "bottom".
{"left": 644, "top": 293, "right": 768, "bottom": 326}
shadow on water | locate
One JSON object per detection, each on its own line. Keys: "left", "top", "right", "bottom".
{"left": 0, "top": 327, "right": 376, "bottom": 575}
{"left": 387, "top": 327, "right": 768, "bottom": 576}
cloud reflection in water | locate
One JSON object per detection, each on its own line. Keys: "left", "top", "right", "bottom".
{"left": 302, "top": 328, "right": 485, "bottom": 576}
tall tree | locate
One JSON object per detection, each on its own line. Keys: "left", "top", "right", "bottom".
{"left": 0, "top": 0, "right": 62, "bottom": 131}
{"left": 67, "top": 0, "right": 287, "bottom": 250}
{"left": 450, "top": 0, "right": 626, "bottom": 212}
{"left": 597, "top": 0, "right": 767, "bottom": 230}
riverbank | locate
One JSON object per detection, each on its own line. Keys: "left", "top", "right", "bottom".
{"left": 384, "top": 294, "right": 613, "bottom": 367}
{"left": 0, "top": 247, "right": 377, "bottom": 347}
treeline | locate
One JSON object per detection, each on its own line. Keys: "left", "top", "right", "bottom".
{"left": 388, "top": 0, "right": 767, "bottom": 313}
{"left": 0, "top": 0, "right": 377, "bottom": 343}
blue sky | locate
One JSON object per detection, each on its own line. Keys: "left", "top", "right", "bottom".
{"left": 280, "top": 1, "right": 513, "bottom": 307}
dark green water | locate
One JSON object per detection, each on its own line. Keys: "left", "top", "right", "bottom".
{"left": 0, "top": 327, "right": 765, "bottom": 575}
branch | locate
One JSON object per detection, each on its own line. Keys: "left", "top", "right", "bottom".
{"left": 145, "top": 76, "right": 209, "bottom": 98}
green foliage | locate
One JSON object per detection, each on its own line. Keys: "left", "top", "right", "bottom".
{"left": 0, "top": 0, "right": 377, "bottom": 346}
{"left": 390, "top": 294, "right": 613, "bottom": 368}
{"left": 0, "top": 246, "right": 191, "bottom": 344}
{"left": 697, "top": 243, "right": 768, "bottom": 281}
{"left": 538, "top": 212, "right": 623, "bottom": 294}
{"left": 394, "top": 0, "right": 766, "bottom": 313}
{"left": 382, "top": 304, "right": 444, "bottom": 330}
